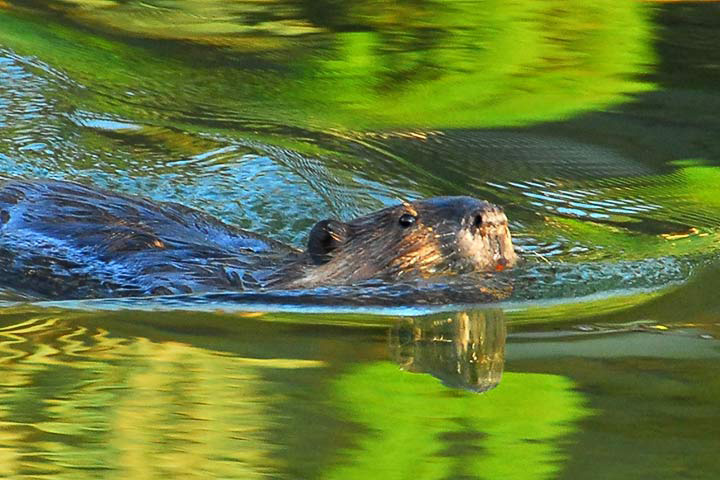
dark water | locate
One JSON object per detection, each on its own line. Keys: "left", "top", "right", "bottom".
{"left": 1, "top": 1, "right": 720, "bottom": 478}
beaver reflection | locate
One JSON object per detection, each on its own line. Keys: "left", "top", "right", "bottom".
{"left": 389, "top": 310, "right": 506, "bottom": 393}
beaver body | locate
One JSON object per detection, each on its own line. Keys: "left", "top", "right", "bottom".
{"left": 0, "top": 177, "right": 517, "bottom": 299}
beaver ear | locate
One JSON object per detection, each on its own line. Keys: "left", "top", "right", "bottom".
{"left": 307, "top": 219, "right": 350, "bottom": 264}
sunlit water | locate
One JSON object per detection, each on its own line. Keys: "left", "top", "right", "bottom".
{"left": 1, "top": 1, "right": 720, "bottom": 479}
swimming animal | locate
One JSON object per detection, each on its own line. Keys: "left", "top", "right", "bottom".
{"left": 0, "top": 177, "right": 517, "bottom": 299}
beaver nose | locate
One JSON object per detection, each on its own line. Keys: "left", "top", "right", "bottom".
{"left": 467, "top": 206, "right": 506, "bottom": 229}
{"left": 471, "top": 211, "right": 484, "bottom": 229}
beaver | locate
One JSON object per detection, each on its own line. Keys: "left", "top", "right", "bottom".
{"left": 0, "top": 177, "right": 517, "bottom": 299}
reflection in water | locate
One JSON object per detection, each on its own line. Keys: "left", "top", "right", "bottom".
{"left": 0, "top": 1, "right": 718, "bottom": 477}
{"left": 0, "top": 307, "right": 591, "bottom": 479}
{"left": 0, "top": 312, "right": 323, "bottom": 478}
{"left": 329, "top": 360, "right": 590, "bottom": 480}
{"left": 390, "top": 310, "right": 505, "bottom": 393}
{"left": 0, "top": 0, "right": 653, "bottom": 129}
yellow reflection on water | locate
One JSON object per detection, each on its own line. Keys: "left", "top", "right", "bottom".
{"left": 0, "top": 313, "right": 323, "bottom": 479}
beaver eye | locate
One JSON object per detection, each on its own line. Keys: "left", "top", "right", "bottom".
{"left": 398, "top": 213, "right": 416, "bottom": 228}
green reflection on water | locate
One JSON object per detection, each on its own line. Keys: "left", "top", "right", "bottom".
{"left": 328, "top": 362, "right": 590, "bottom": 480}
{"left": 296, "top": 0, "right": 655, "bottom": 128}
{"left": 642, "top": 162, "right": 720, "bottom": 217}
{"left": 0, "top": 0, "right": 654, "bottom": 129}
{"left": 503, "top": 162, "right": 720, "bottom": 264}
{"left": 0, "top": 308, "right": 591, "bottom": 479}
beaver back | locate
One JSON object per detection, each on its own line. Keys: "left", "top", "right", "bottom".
{"left": 0, "top": 178, "right": 297, "bottom": 298}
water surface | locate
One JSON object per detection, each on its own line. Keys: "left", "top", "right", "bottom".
{"left": 1, "top": 1, "right": 720, "bottom": 478}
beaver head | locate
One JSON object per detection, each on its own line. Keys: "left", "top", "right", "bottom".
{"left": 275, "top": 196, "right": 517, "bottom": 288}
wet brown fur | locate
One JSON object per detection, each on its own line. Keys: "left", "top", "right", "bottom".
{"left": 0, "top": 177, "right": 517, "bottom": 299}
{"left": 273, "top": 196, "right": 517, "bottom": 288}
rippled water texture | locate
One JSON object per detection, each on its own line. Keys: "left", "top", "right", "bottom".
{"left": 1, "top": 1, "right": 720, "bottom": 479}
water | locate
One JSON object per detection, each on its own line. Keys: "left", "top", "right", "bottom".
{"left": 1, "top": 1, "right": 720, "bottom": 478}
